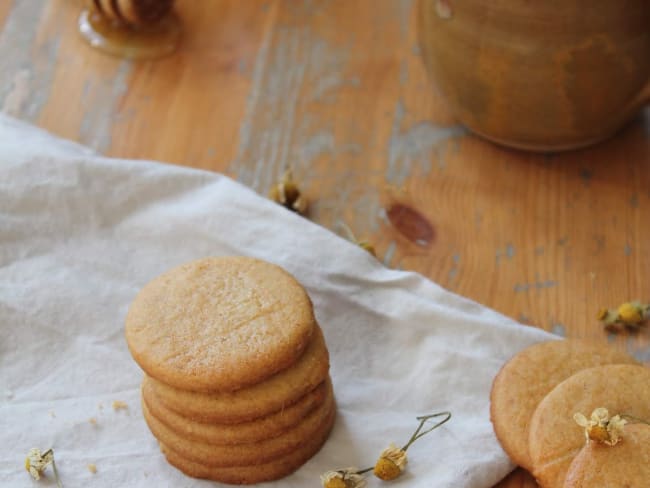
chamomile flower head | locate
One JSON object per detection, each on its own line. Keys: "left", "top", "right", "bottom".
{"left": 574, "top": 407, "right": 627, "bottom": 446}
{"left": 320, "top": 468, "right": 367, "bottom": 488}
{"left": 373, "top": 443, "right": 408, "bottom": 480}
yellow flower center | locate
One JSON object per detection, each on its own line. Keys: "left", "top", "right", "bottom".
{"left": 587, "top": 424, "right": 610, "bottom": 443}
{"left": 374, "top": 458, "right": 402, "bottom": 481}
{"left": 618, "top": 303, "right": 643, "bottom": 324}
{"left": 324, "top": 478, "right": 348, "bottom": 488}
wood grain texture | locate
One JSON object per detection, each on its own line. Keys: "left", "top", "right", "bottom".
{"left": 1, "top": 2, "right": 649, "bottom": 486}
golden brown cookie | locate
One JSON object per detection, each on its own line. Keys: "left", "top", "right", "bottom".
{"left": 143, "top": 377, "right": 331, "bottom": 445}
{"left": 490, "top": 340, "right": 637, "bottom": 470}
{"left": 125, "top": 256, "right": 316, "bottom": 392}
{"left": 142, "top": 385, "right": 335, "bottom": 467}
{"left": 158, "top": 406, "right": 335, "bottom": 484}
{"left": 148, "top": 323, "right": 330, "bottom": 423}
{"left": 528, "top": 364, "right": 650, "bottom": 488}
{"left": 563, "top": 423, "right": 650, "bottom": 487}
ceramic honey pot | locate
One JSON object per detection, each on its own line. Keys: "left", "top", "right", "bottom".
{"left": 79, "top": 0, "right": 181, "bottom": 59}
{"left": 418, "top": 0, "right": 650, "bottom": 151}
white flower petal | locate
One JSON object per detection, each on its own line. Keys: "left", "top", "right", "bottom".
{"left": 573, "top": 412, "right": 589, "bottom": 427}
{"left": 592, "top": 408, "right": 609, "bottom": 422}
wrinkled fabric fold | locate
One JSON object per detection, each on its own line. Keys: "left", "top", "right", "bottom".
{"left": 0, "top": 114, "right": 553, "bottom": 487}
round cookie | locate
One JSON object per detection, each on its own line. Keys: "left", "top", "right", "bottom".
{"left": 143, "top": 377, "right": 330, "bottom": 445}
{"left": 490, "top": 340, "right": 637, "bottom": 470}
{"left": 149, "top": 324, "right": 329, "bottom": 423}
{"left": 142, "top": 386, "right": 335, "bottom": 467}
{"left": 563, "top": 423, "right": 650, "bottom": 487}
{"left": 159, "top": 408, "right": 335, "bottom": 484}
{"left": 528, "top": 364, "right": 650, "bottom": 488}
{"left": 125, "top": 256, "right": 316, "bottom": 392}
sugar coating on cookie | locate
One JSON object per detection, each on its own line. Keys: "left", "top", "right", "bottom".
{"left": 563, "top": 423, "right": 650, "bottom": 488}
{"left": 528, "top": 364, "right": 650, "bottom": 488}
{"left": 490, "top": 340, "right": 637, "bottom": 470}
{"left": 125, "top": 256, "right": 316, "bottom": 392}
{"left": 148, "top": 323, "right": 330, "bottom": 423}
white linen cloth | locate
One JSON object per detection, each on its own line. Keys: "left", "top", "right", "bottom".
{"left": 0, "top": 114, "right": 553, "bottom": 487}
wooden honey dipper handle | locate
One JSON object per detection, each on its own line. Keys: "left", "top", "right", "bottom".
{"left": 90, "top": 0, "right": 174, "bottom": 27}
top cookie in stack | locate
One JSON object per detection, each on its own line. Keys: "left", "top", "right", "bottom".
{"left": 125, "top": 256, "right": 335, "bottom": 484}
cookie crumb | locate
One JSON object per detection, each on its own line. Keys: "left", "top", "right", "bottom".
{"left": 112, "top": 400, "right": 128, "bottom": 411}
{"left": 48, "top": 411, "right": 56, "bottom": 418}
{"left": 88, "top": 417, "right": 97, "bottom": 425}
{"left": 87, "top": 463, "right": 97, "bottom": 474}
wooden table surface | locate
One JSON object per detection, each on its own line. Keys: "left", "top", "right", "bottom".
{"left": 2, "top": 1, "right": 648, "bottom": 486}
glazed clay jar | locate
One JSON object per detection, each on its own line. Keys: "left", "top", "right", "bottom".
{"left": 418, "top": 0, "right": 650, "bottom": 151}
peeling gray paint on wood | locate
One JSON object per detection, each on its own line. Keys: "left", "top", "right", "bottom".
{"left": 550, "top": 322, "right": 566, "bottom": 337}
{"left": 626, "top": 336, "right": 650, "bottom": 363}
{"left": 232, "top": 25, "right": 310, "bottom": 192}
{"left": 310, "top": 72, "right": 360, "bottom": 103}
{"left": 513, "top": 278, "right": 559, "bottom": 292}
{"left": 624, "top": 243, "right": 632, "bottom": 256}
{"left": 382, "top": 240, "right": 397, "bottom": 267}
{"left": 231, "top": 8, "right": 364, "bottom": 194}
{"left": 397, "top": 0, "right": 414, "bottom": 38}
{"left": 231, "top": 0, "right": 465, "bottom": 240}
{"left": 0, "top": 1, "right": 57, "bottom": 121}
{"left": 386, "top": 98, "right": 466, "bottom": 185}
{"left": 495, "top": 243, "right": 516, "bottom": 264}
{"left": 79, "top": 60, "right": 132, "bottom": 153}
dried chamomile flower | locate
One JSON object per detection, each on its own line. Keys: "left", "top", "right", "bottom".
{"left": 320, "top": 411, "right": 451, "bottom": 485}
{"left": 596, "top": 308, "right": 610, "bottom": 321}
{"left": 320, "top": 468, "right": 367, "bottom": 488}
{"left": 598, "top": 301, "right": 649, "bottom": 331}
{"left": 268, "top": 170, "right": 308, "bottom": 215}
{"left": 617, "top": 302, "right": 645, "bottom": 324}
{"left": 338, "top": 222, "right": 377, "bottom": 257}
{"left": 373, "top": 443, "right": 407, "bottom": 480}
{"left": 25, "top": 448, "right": 53, "bottom": 480}
{"left": 356, "top": 240, "right": 376, "bottom": 257}
{"left": 574, "top": 407, "right": 627, "bottom": 446}
{"left": 25, "top": 448, "right": 62, "bottom": 486}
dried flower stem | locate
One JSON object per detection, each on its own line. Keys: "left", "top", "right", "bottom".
{"left": 336, "top": 221, "right": 376, "bottom": 257}
{"left": 402, "top": 411, "right": 452, "bottom": 451}
{"left": 26, "top": 448, "right": 62, "bottom": 487}
{"left": 40, "top": 449, "right": 63, "bottom": 488}
{"left": 621, "top": 414, "right": 650, "bottom": 425}
{"left": 50, "top": 452, "right": 62, "bottom": 488}
{"left": 357, "top": 411, "right": 452, "bottom": 474}
{"left": 321, "top": 411, "right": 452, "bottom": 486}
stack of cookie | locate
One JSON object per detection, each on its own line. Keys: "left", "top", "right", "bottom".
{"left": 125, "top": 256, "right": 335, "bottom": 484}
{"left": 490, "top": 340, "right": 650, "bottom": 488}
